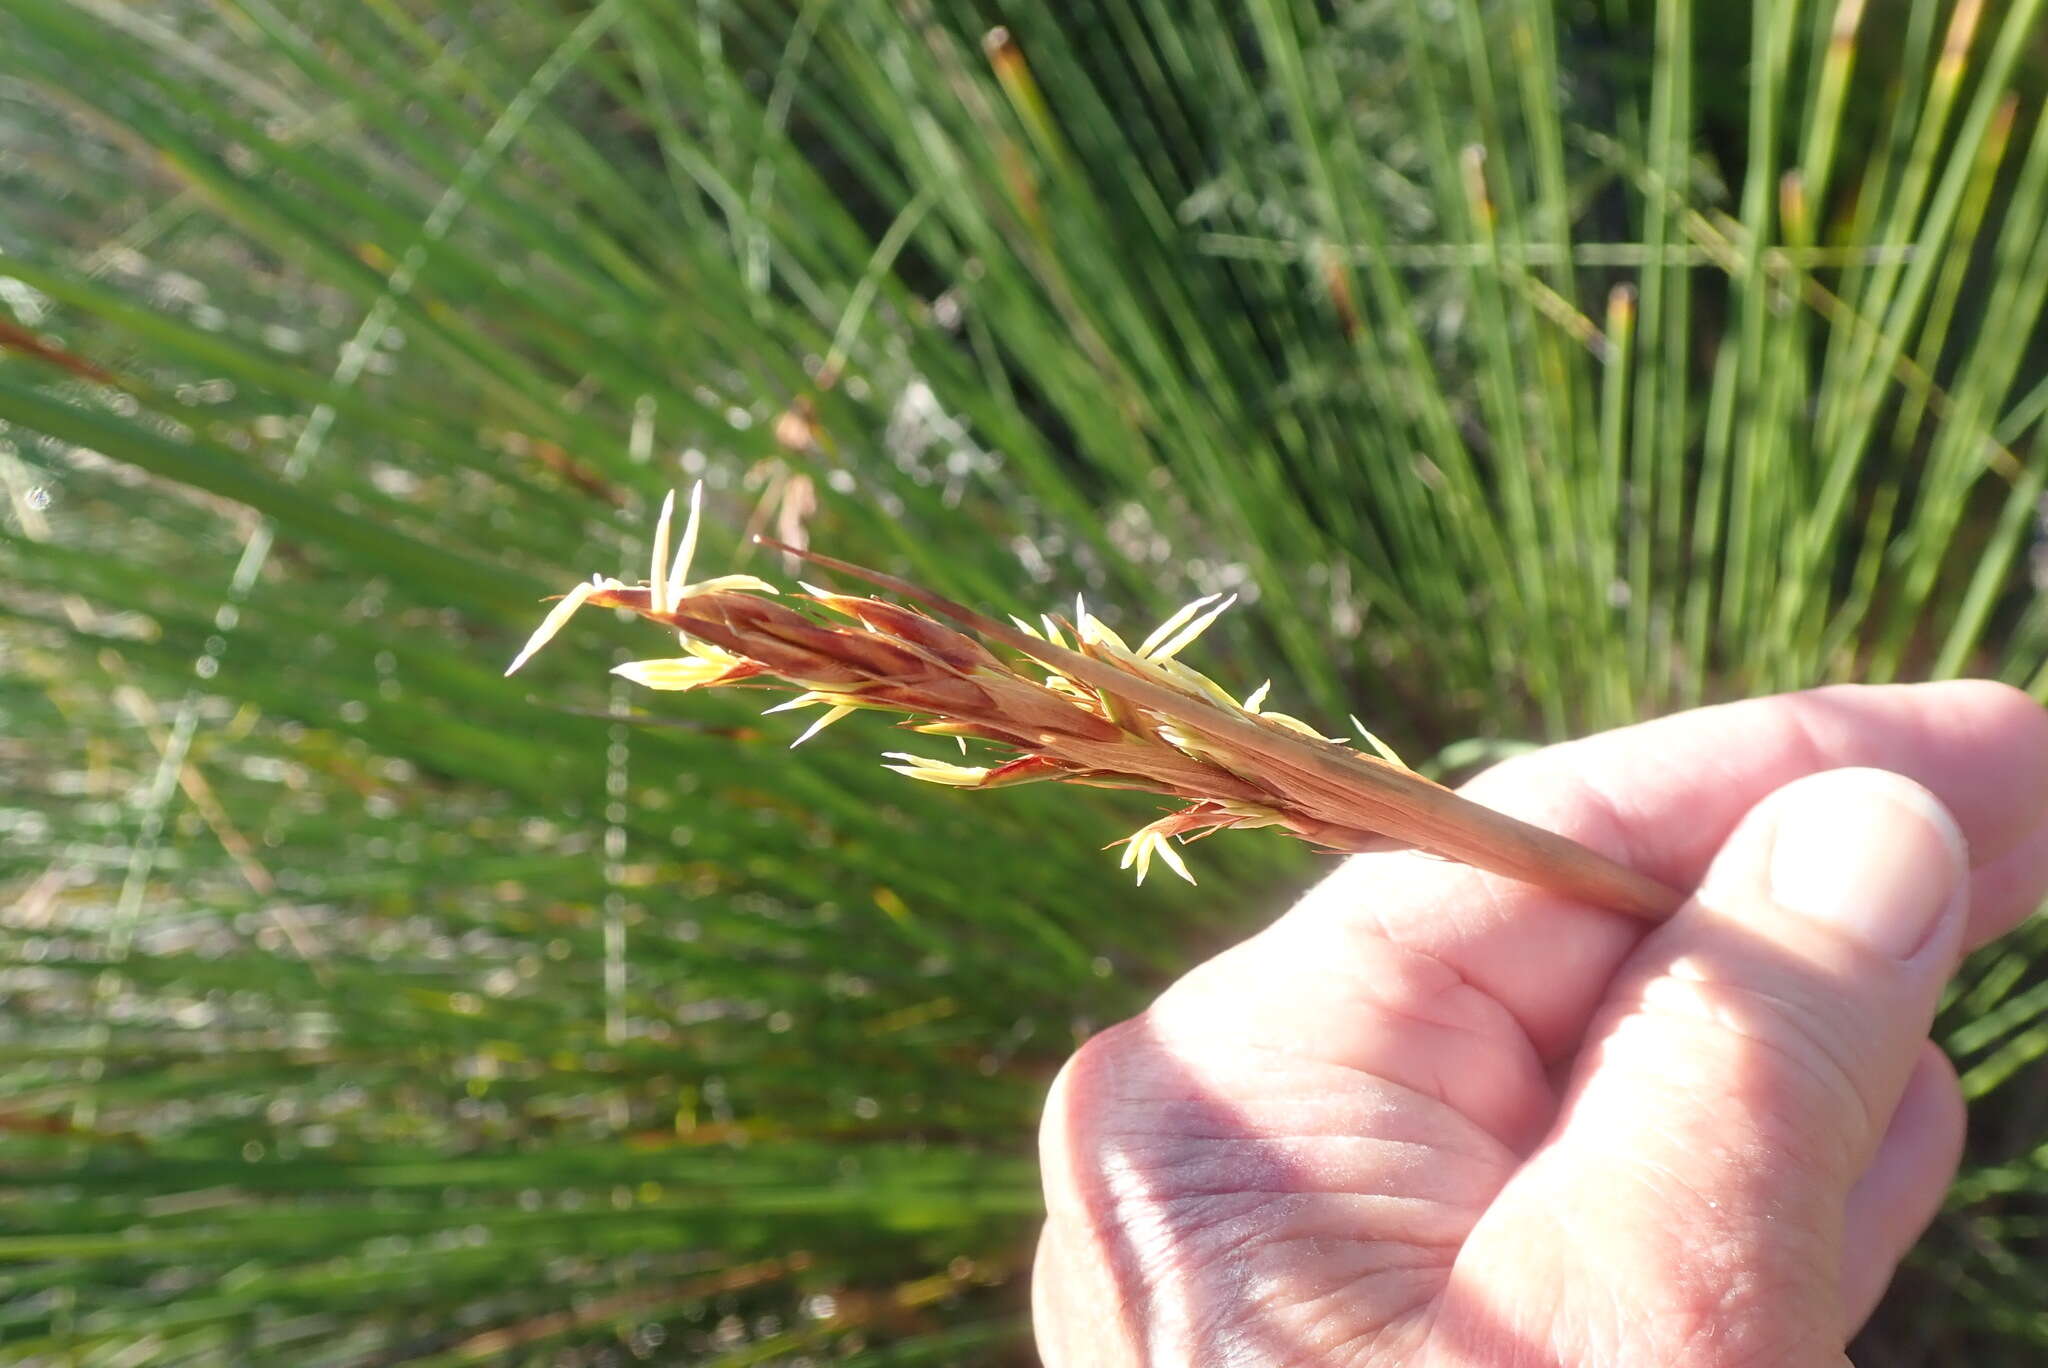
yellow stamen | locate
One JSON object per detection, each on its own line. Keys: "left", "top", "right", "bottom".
{"left": 673, "top": 573, "right": 781, "bottom": 597}
{"left": 1145, "top": 593, "right": 1236, "bottom": 661}
{"left": 1117, "top": 827, "right": 1195, "bottom": 886}
{"left": 666, "top": 483, "right": 704, "bottom": 606}
{"left": 1349, "top": 715, "right": 1410, "bottom": 768}
{"left": 788, "top": 705, "right": 857, "bottom": 748}
{"left": 881, "top": 752, "right": 992, "bottom": 787}
{"left": 649, "top": 489, "right": 676, "bottom": 614}
{"left": 1136, "top": 593, "right": 1220, "bottom": 657}
{"left": 611, "top": 655, "right": 738, "bottom": 691}
{"left": 505, "top": 580, "right": 606, "bottom": 676}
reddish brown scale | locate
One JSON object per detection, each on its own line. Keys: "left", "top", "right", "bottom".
{"left": 857, "top": 677, "right": 994, "bottom": 714}
{"left": 980, "top": 755, "right": 1075, "bottom": 787}
{"left": 978, "top": 683, "right": 1126, "bottom": 744}
{"left": 702, "top": 662, "right": 769, "bottom": 689}
{"left": 673, "top": 610, "right": 866, "bottom": 685}
{"left": 708, "top": 593, "right": 842, "bottom": 643}
{"left": 905, "top": 721, "right": 1045, "bottom": 750}
{"left": 792, "top": 624, "right": 934, "bottom": 680}
{"left": 839, "top": 598, "right": 997, "bottom": 670}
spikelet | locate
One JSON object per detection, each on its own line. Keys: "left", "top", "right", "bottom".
{"left": 507, "top": 487, "right": 1684, "bottom": 920}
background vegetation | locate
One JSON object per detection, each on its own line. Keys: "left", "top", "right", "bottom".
{"left": 4, "top": 0, "right": 2048, "bottom": 1361}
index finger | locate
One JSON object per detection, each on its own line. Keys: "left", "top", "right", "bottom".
{"left": 1288, "top": 681, "right": 2048, "bottom": 1057}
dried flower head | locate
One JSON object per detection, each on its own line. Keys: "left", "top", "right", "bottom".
{"left": 508, "top": 487, "right": 1684, "bottom": 917}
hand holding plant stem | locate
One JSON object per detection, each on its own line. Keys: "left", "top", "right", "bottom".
{"left": 1036, "top": 684, "right": 2048, "bottom": 1364}
{"left": 508, "top": 487, "right": 1684, "bottom": 919}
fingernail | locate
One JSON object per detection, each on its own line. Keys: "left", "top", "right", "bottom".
{"left": 1767, "top": 769, "right": 1970, "bottom": 960}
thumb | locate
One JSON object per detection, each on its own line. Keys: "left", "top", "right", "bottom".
{"left": 1456, "top": 769, "right": 1971, "bottom": 1361}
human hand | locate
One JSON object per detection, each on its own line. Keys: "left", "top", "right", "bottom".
{"left": 1034, "top": 683, "right": 2048, "bottom": 1367}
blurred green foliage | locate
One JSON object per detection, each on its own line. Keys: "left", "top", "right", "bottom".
{"left": 2, "top": 0, "right": 2048, "bottom": 1361}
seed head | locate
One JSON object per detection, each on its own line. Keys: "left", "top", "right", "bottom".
{"left": 507, "top": 486, "right": 1687, "bottom": 918}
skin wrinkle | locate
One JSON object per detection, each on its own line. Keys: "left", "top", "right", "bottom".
{"left": 1109, "top": 1106, "right": 1459, "bottom": 1152}
{"left": 1778, "top": 692, "right": 1872, "bottom": 776}
{"left": 1062, "top": 1020, "right": 1512, "bottom": 1363}
{"left": 1160, "top": 974, "right": 1508, "bottom": 1060}
{"left": 1106, "top": 1105, "right": 1446, "bottom": 1143}
{"left": 1578, "top": 1123, "right": 1849, "bottom": 1356}
{"left": 1313, "top": 841, "right": 1621, "bottom": 1066}
{"left": 1138, "top": 1187, "right": 1294, "bottom": 1359}
{"left": 1839, "top": 1046, "right": 1965, "bottom": 1330}
{"left": 1350, "top": 885, "right": 1549, "bottom": 1062}
{"left": 1149, "top": 962, "right": 1549, "bottom": 1153}
{"left": 1598, "top": 962, "right": 1886, "bottom": 1168}
{"left": 1139, "top": 1135, "right": 1452, "bottom": 1199}
{"left": 1164, "top": 1190, "right": 1471, "bottom": 1241}
{"left": 1114, "top": 1089, "right": 1515, "bottom": 1187}
{"left": 1172, "top": 1194, "right": 1467, "bottom": 1277}
{"left": 1669, "top": 1238, "right": 1841, "bottom": 1368}
{"left": 1313, "top": 1317, "right": 1415, "bottom": 1368}
{"left": 1462, "top": 1155, "right": 1834, "bottom": 1368}
{"left": 1211, "top": 1274, "right": 1437, "bottom": 1368}
{"left": 1124, "top": 1137, "right": 1470, "bottom": 1199}
{"left": 1119, "top": 1188, "right": 1473, "bottom": 1347}
{"left": 1104, "top": 1060, "right": 1520, "bottom": 1177}
{"left": 1268, "top": 890, "right": 1562, "bottom": 1147}
{"left": 1794, "top": 687, "right": 2048, "bottom": 861}
{"left": 1966, "top": 817, "right": 2048, "bottom": 940}
{"left": 1182, "top": 1226, "right": 1448, "bottom": 1365}
{"left": 1098, "top": 1057, "right": 1516, "bottom": 1210}
{"left": 1175, "top": 919, "right": 1509, "bottom": 1044}
{"left": 1058, "top": 841, "right": 1564, "bottom": 1362}
{"left": 1588, "top": 1140, "right": 1775, "bottom": 1255}
{"left": 1585, "top": 1028, "right": 1864, "bottom": 1200}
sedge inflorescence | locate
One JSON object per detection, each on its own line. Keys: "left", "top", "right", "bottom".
{"left": 506, "top": 486, "right": 1418, "bottom": 884}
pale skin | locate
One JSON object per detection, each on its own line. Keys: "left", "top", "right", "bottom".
{"left": 1035, "top": 682, "right": 2048, "bottom": 1367}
